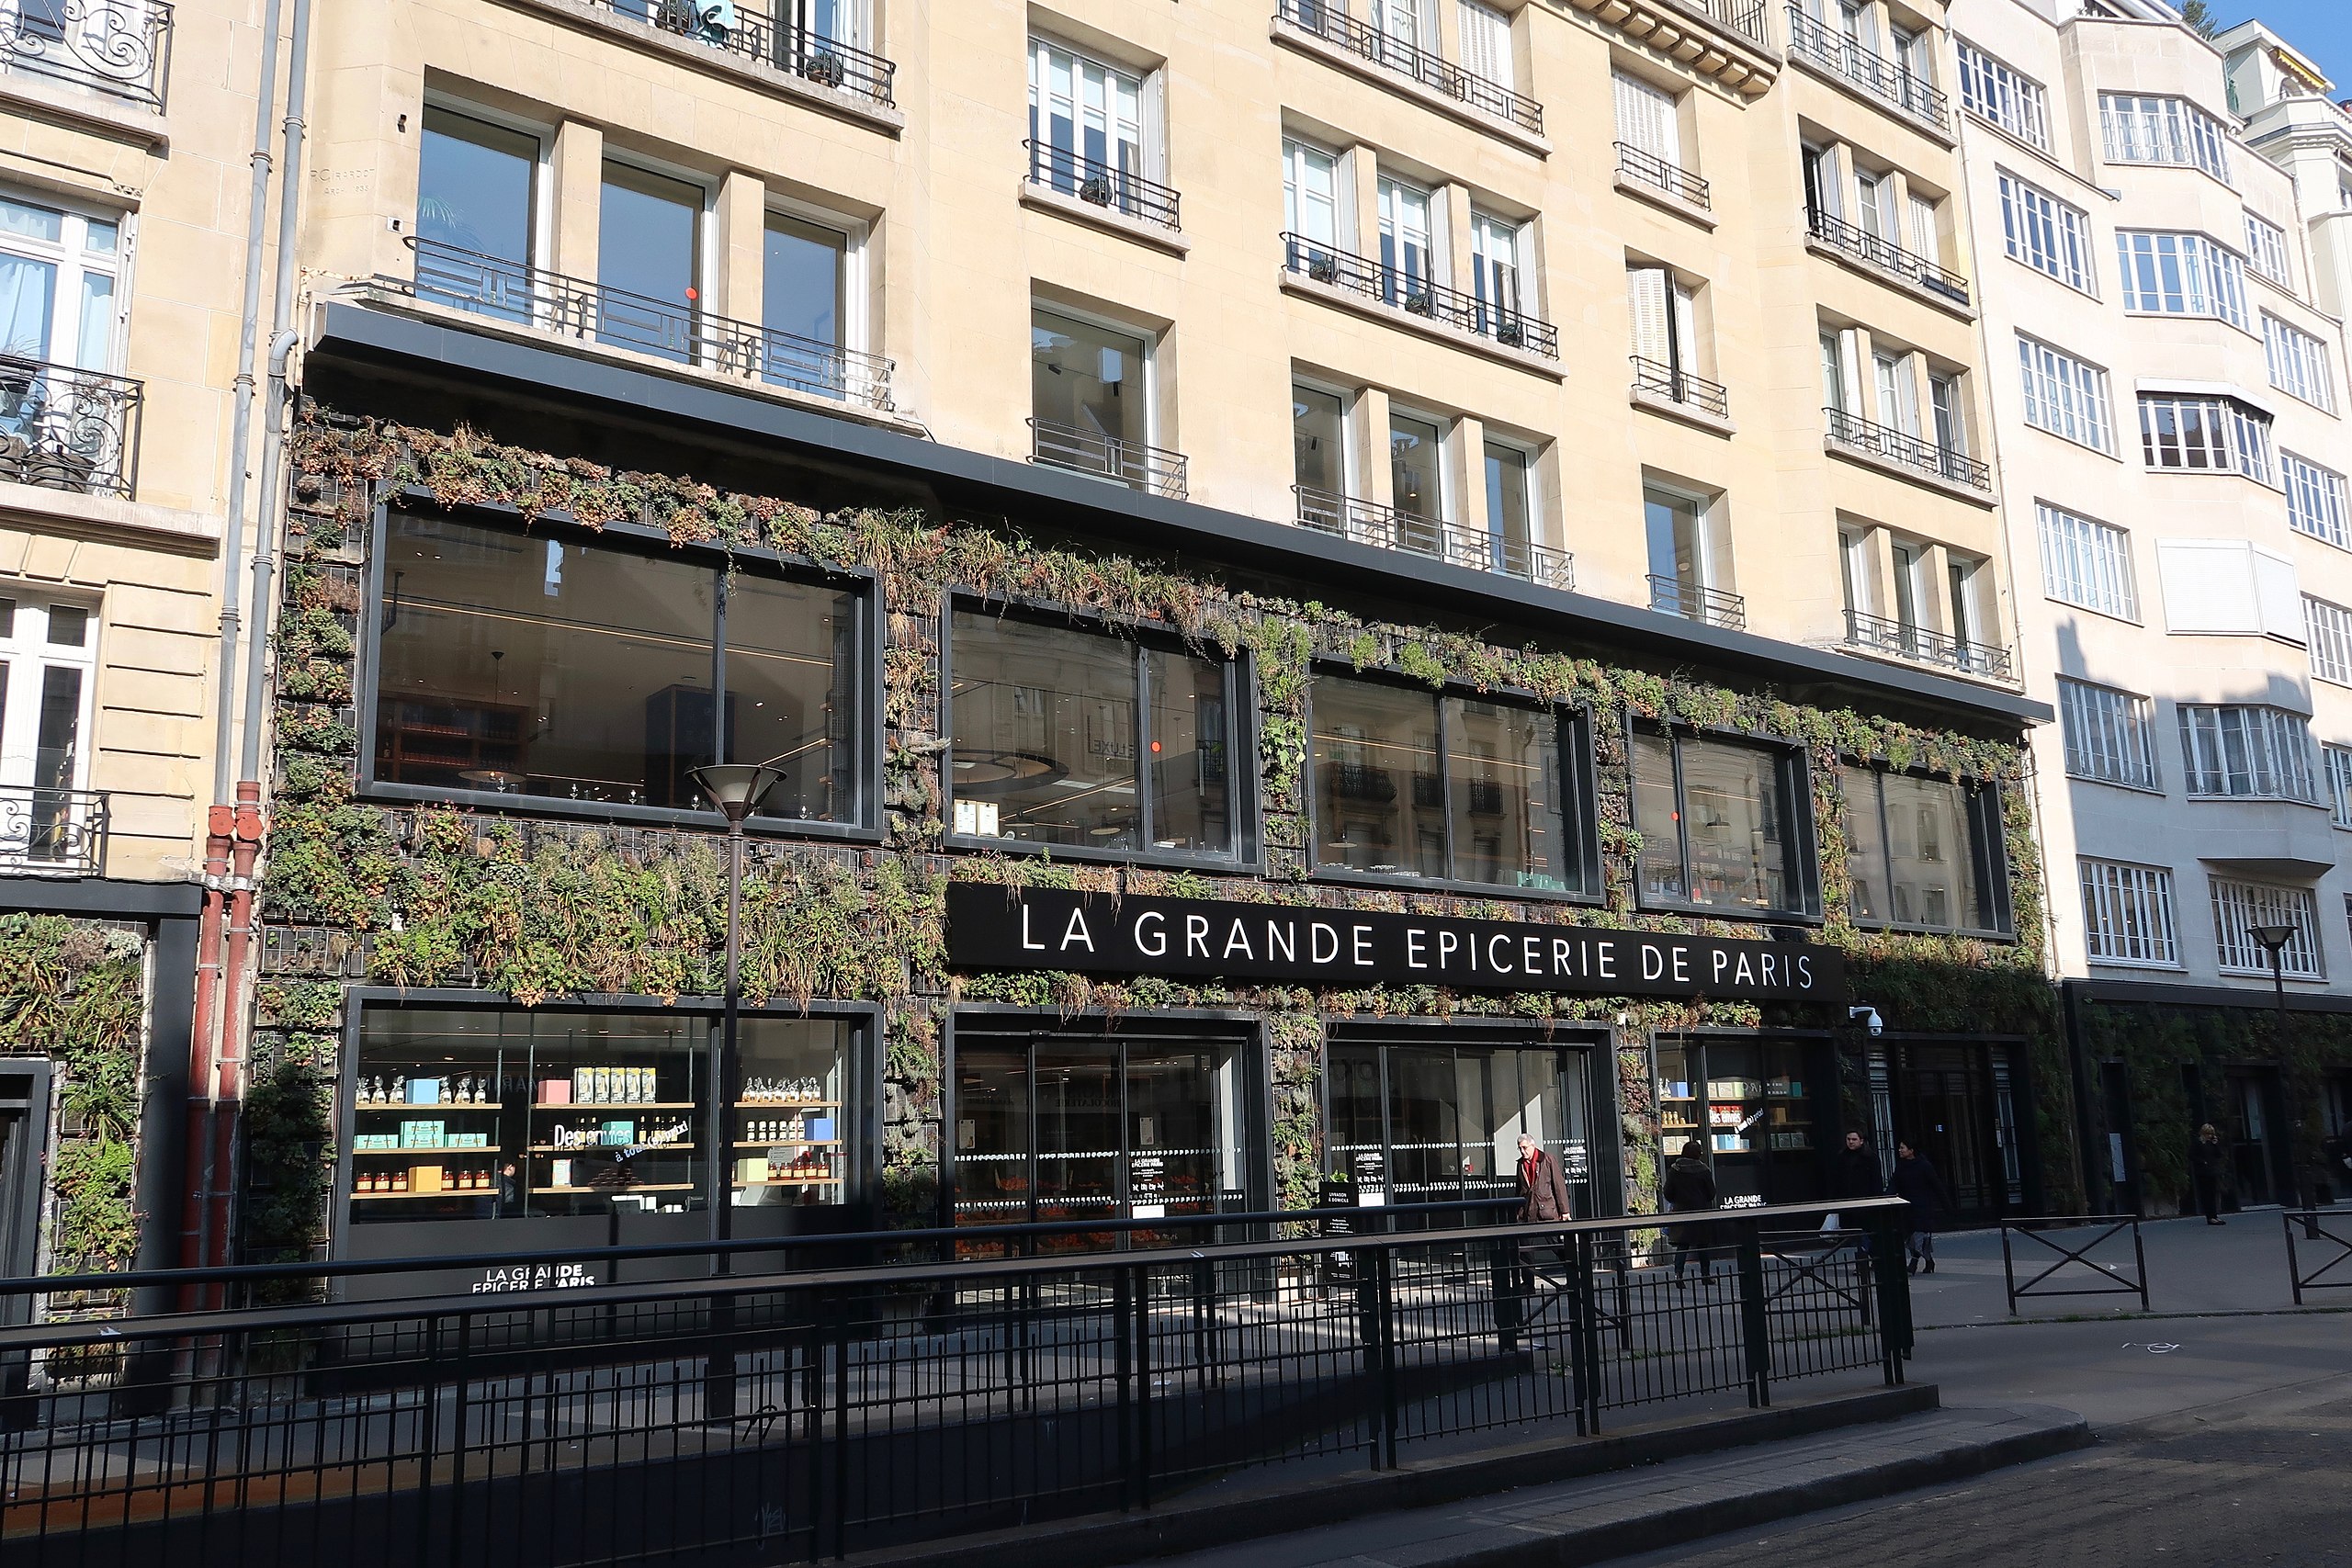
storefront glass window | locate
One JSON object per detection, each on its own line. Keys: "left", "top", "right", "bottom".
{"left": 1841, "top": 768, "right": 2005, "bottom": 934}
{"left": 1328, "top": 1042, "right": 1592, "bottom": 1219}
{"left": 1630, "top": 728, "right": 1814, "bottom": 917}
{"left": 1657, "top": 1038, "right": 1819, "bottom": 1205}
{"left": 371, "top": 512, "right": 864, "bottom": 823}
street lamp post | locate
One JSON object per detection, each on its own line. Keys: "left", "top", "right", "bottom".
{"left": 2248, "top": 921, "right": 2299, "bottom": 1213}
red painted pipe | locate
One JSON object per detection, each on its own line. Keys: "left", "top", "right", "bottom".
{"left": 178, "top": 807, "right": 232, "bottom": 1307}
{"left": 203, "top": 782, "right": 266, "bottom": 1303}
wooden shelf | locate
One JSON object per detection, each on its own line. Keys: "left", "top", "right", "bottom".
{"left": 351, "top": 1190, "right": 493, "bottom": 1201}
{"left": 356, "top": 1102, "right": 503, "bottom": 1112}
{"left": 535, "top": 1101, "right": 696, "bottom": 1111}
{"left": 530, "top": 1144, "right": 695, "bottom": 1154}
{"left": 354, "top": 1145, "right": 493, "bottom": 1156}
{"left": 732, "top": 1139, "right": 842, "bottom": 1148}
{"left": 532, "top": 1183, "right": 696, "bottom": 1195}
{"left": 735, "top": 1100, "right": 838, "bottom": 1110}
{"left": 732, "top": 1177, "right": 842, "bottom": 1188}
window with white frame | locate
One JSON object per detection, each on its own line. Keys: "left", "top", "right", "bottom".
{"left": 2115, "top": 232, "right": 2247, "bottom": 330}
{"left": 1470, "top": 210, "right": 1528, "bottom": 333}
{"left": 2211, "top": 879, "right": 2322, "bottom": 978}
{"left": 0, "top": 190, "right": 127, "bottom": 495}
{"left": 2177, "top": 705, "right": 2318, "bottom": 802}
{"left": 2018, "top": 336, "right": 2114, "bottom": 454}
{"left": 2264, "top": 314, "right": 2336, "bottom": 412}
{"left": 1283, "top": 137, "right": 1342, "bottom": 250}
{"left": 1627, "top": 264, "right": 1701, "bottom": 385}
{"left": 1956, "top": 39, "right": 2049, "bottom": 150}
{"left": 1998, "top": 173, "right": 2093, "bottom": 294}
{"left": 2079, "top": 859, "right": 2178, "bottom": 967}
{"left": 2327, "top": 743, "right": 2352, "bottom": 828}
{"left": 2285, "top": 453, "right": 2350, "bottom": 549}
{"left": 0, "top": 592, "right": 99, "bottom": 863}
{"left": 2058, "top": 679, "right": 2157, "bottom": 788}
{"left": 2245, "top": 213, "right": 2292, "bottom": 288}
{"left": 2308, "top": 594, "right": 2352, "bottom": 686}
{"left": 1377, "top": 174, "right": 1439, "bottom": 298}
{"left": 2037, "top": 502, "right": 2138, "bottom": 618}
{"left": 2139, "top": 395, "right": 2274, "bottom": 485}
{"left": 1612, "top": 69, "right": 1684, "bottom": 174}
{"left": 1028, "top": 39, "right": 1149, "bottom": 202}
{"left": 2100, "top": 93, "right": 2232, "bottom": 182}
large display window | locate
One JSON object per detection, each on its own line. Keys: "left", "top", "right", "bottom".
{"left": 1656, "top": 1036, "right": 1826, "bottom": 1206}
{"left": 1630, "top": 728, "right": 1817, "bottom": 918}
{"left": 1328, "top": 1038, "right": 1600, "bottom": 1220}
{"left": 1841, "top": 768, "right": 2010, "bottom": 936}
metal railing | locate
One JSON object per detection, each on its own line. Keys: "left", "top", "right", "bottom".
{"left": 1631, "top": 355, "right": 1730, "bottom": 419}
{"left": 0, "top": 1201, "right": 1911, "bottom": 1564}
{"left": 579, "top": 0, "right": 895, "bottom": 104}
{"left": 0, "top": 358, "right": 142, "bottom": 501}
{"left": 1648, "top": 574, "right": 1747, "bottom": 630}
{"left": 1614, "top": 141, "right": 1713, "bottom": 209}
{"left": 1999, "top": 1214, "right": 2149, "bottom": 1314}
{"left": 1024, "top": 140, "right": 1182, "bottom": 231}
{"left": 1824, "top": 407, "right": 1993, "bottom": 493}
{"left": 1275, "top": 0, "right": 1543, "bottom": 134}
{"left": 0, "top": 0, "right": 170, "bottom": 109}
{"left": 1030, "top": 417, "right": 1189, "bottom": 500}
{"left": 1783, "top": 6, "right": 1947, "bottom": 131}
{"left": 390, "top": 237, "right": 896, "bottom": 409}
{"left": 1843, "top": 609, "right": 2013, "bottom": 680}
{"left": 0, "top": 785, "right": 107, "bottom": 877}
{"left": 1295, "top": 484, "right": 1574, "bottom": 589}
{"left": 1672, "top": 0, "right": 1770, "bottom": 49}
{"left": 1806, "top": 208, "right": 1972, "bottom": 308}
{"left": 1283, "top": 233, "right": 1560, "bottom": 358}
{"left": 2284, "top": 1210, "right": 2352, "bottom": 1306}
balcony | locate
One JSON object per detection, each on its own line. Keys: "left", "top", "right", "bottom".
{"left": 1843, "top": 609, "right": 2013, "bottom": 681}
{"left": 1783, "top": 6, "right": 1947, "bottom": 135}
{"left": 1615, "top": 141, "right": 1713, "bottom": 212}
{"left": 1282, "top": 233, "right": 1559, "bottom": 362}
{"left": 571, "top": 0, "right": 894, "bottom": 106}
{"left": 1648, "top": 575, "right": 1746, "bottom": 630}
{"left": 1295, "top": 486, "right": 1573, "bottom": 590}
{"left": 1824, "top": 407, "right": 1992, "bottom": 496}
{"left": 1272, "top": 0, "right": 1542, "bottom": 137}
{"left": 1631, "top": 355, "right": 1730, "bottom": 420}
{"left": 0, "top": 0, "right": 170, "bottom": 110}
{"left": 1030, "top": 418, "right": 1189, "bottom": 501}
{"left": 0, "top": 784, "right": 108, "bottom": 877}
{"left": 392, "top": 237, "right": 896, "bottom": 409}
{"left": 1805, "top": 209, "right": 1970, "bottom": 310}
{"left": 0, "top": 357, "right": 142, "bottom": 500}
{"left": 1023, "top": 141, "right": 1182, "bottom": 233}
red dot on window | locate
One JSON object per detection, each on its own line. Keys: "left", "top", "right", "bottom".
{"left": 684, "top": 288, "right": 699, "bottom": 300}
{"left": 1150, "top": 740, "right": 1162, "bottom": 753}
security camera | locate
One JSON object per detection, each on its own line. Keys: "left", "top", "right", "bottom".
{"left": 1849, "top": 1005, "right": 1883, "bottom": 1037}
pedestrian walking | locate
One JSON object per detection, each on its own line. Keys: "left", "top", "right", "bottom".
{"left": 1661, "top": 1138, "right": 1719, "bottom": 1286}
{"left": 1516, "top": 1133, "right": 1572, "bottom": 1223}
{"left": 1890, "top": 1140, "right": 1949, "bottom": 1274}
{"left": 1825, "top": 1129, "right": 1885, "bottom": 1249}
{"left": 2190, "top": 1122, "right": 2227, "bottom": 1224}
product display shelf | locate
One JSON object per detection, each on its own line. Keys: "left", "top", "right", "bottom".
{"left": 529, "top": 1143, "right": 697, "bottom": 1154}
{"left": 734, "top": 1177, "right": 843, "bottom": 1188}
{"left": 734, "top": 1100, "right": 839, "bottom": 1110}
{"left": 531, "top": 1182, "right": 697, "bottom": 1196}
{"left": 731, "top": 1139, "right": 842, "bottom": 1148}
{"left": 355, "top": 1101, "right": 503, "bottom": 1111}
{"left": 352, "top": 1190, "right": 490, "bottom": 1201}
{"left": 534, "top": 1101, "right": 697, "bottom": 1111}
{"left": 353, "top": 1145, "right": 489, "bottom": 1156}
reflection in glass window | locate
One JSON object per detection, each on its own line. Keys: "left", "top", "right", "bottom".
{"left": 1294, "top": 384, "right": 1345, "bottom": 496}
{"left": 763, "top": 211, "right": 848, "bottom": 395}
{"left": 948, "top": 610, "right": 1236, "bottom": 858}
{"left": 1329, "top": 1042, "right": 1591, "bottom": 1219}
{"left": 1843, "top": 769, "right": 2003, "bottom": 932}
{"left": 598, "top": 162, "right": 702, "bottom": 364}
{"left": 418, "top": 107, "right": 537, "bottom": 269}
{"left": 371, "top": 512, "right": 862, "bottom": 821}
{"left": 1032, "top": 309, "right": 1149, "bottom": 473}
{"left": 1630, "top": 729, "right": 1811, "bottom": 915}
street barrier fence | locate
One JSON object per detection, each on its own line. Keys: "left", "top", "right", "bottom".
{"left": 1999, "top": 1214, "right": 2150, "bottom": 1314}
{"left": 2283, "top": 1209, "right": 2352, "bottom": 1306}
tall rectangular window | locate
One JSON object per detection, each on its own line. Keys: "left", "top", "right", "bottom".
{"left": 1455, "top": 0, "right": 1513, "bottom": 90}
{"left": 2100, "top": 93, "right": 2232, "bottom": 182}
{"left": 414, "top": 107, "right": 538, "bottom": 320}
{"left": 2115, "top": 232, "right": 2247, "bottom": 330}
{"left": 1612, "top": 69, "right": 1682, "bottom": 168}
{"left": 2037, "top": 503, "right": 2138, "bottom": 619}
{"left": 2079, "top": 860, "right": 2178, "bottom": 967}
{"left": 2058, "top": 679, "right": 2157, "bottom": 789}
{"left": 2285, "top": 453, "right": 2350, "bottom": 549}
{"left": 2245, "top": 213, "right": 2291, "bottom": 288}
{"left": 1956, "top": 39, "right": 2048, "bottom": 149}
{"left": 1998, "top": 172, "right": 2092, "bottom": 294}
{"left": 1032, "top": 308, "right": 1151, "bottom": 482}
{"left": 2308, "top": 595, "right": 2352, "bottom": 687}
{"left": 1470, "top": 210, "right": 1526, "bottom": 333}
{"left": 2327, "top": 743, "right": 2352, "bottom": 829}
{"left": 1293, "top": 383, "right": 1346, "bottom": 499}
{"left": 1377, "top": 175, "right": 1437, "bottom": 301}
{"left": 1283, "top": 138, "right": 1341, "bottom": 250}
{"left": 2139, "top": 396, "right": 2274, "bottom": 484}
{"left": 2211, "top": 880, "right": 2322, "bottom": 978}
{"left": 1842, "top": 769, "right": 2006, "bottom": 934}
{"left": 2018, "top": 336, "right": 2114, "bottom": 454}
{"left": 0, "top": 593, "right": 98, "bottom": 864}
{"left": 1028, "top": 38, "right": 1147, "bottom": 202}
{"left": 1484, "top": 441, "right": 1532, "bottom": 562}
{"left": 598, "top": 162, "right": 703, "bottom": 365}
{"left": 2264, "top": 314, "right": 2336, "bottom": 412}
{"left": 1627, "top": 265, "right": 1699, "bottom": 381}
{"left": 2177, "top": 705, "right": 2318, "bottom": 802}
{"left": 1631, "top": 728, "right": 1813, "bottom": 917}
{"left": 762, "top": 210, "right": 851, "bottom": 398}
{"left": 1389, "top": 411, "right": 1443, "bottom": 521}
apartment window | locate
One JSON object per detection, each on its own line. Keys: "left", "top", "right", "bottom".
{"left": 1293, "top": 383, "right": 1346, "bottom": 498}
{"left": 2285, "top": 453, "right": 2350, "bottom": 549}
{"left": 1283, "top": 138, "right": 1342, "bottom": 251}
{"left": 2308, "top": 595, "right": 2352, "bottom": 687}
{"left": 2079, "top": 860, "right": 2179, "bottom": 967}
{"left": 1028, "top": 38, "right": 1147, "bottom": 201}
{"left": 1454, "top": 0, "right": 1513, "bottom": 92}
{"left": 2037, "top": 503, "right": 2138, "bottom": 619}
{"left": 1484, "top": 442, "right": 1533, "bottom": 564}
{"left": 2327, "top": 743, "right": 2352, "bottom": 829}
{"left": 1838, "top": 528, "right": 1874, "bottom": 617}
{"left": 2211, "top": 880, "right": 2322, "bottom": 978}
{"left": 1956, "top": 39, "right": 2048, "bottom": 149}
{"left": 1997, "top": 173, "right": 2093, "bottom": 294}
{"left": 1820, "top": 329, "right": 1849, "bottom": 412}
{"left": 599, "top": 162, "right": 703, "bottom": 365}
{"left": 1631, "top": 728, "right": 1813, "bottom": 917}
{"left": 2264, "top": 315, "right": 2336, "bottom": 412}
{"left": 1377, "top": 175, "right": 1438, "bottom": 302}
{"left": 369, "top": 512, "right": 866, "bottom": 824}
{"left": 1373, "top": 0, "right": 1428, "bottom": 51}
{"left": 1873, "top": 350, "right": 1919, "bottom": 435}
{"left": 2058, "top": 679, "right": 2157, "bottom": 789}
{"left": 2177, "top": 705, "right": 2317, "bottom": 803}
{"left": 1309, "top": 674, "right": 1596, "bottom": 894}
{"left": 762, "top": 210, "right": 855, "bottom": 399}
{"left": 0, "top": 592, "right": 97, "bottom": 863}
{"left": 2245, "top": 213, "right": 2291, "bottom": 288}
{"left": 0, "top": 190, "right": 128, "bottom": 498}
{"left": 1032, "top": 308, "right": 1155, "bottom": 486}
{"left": 2139, "top": 396, "right": 2273, "bottom": 485}
{"left": 1929, "top": 375, "right": 1969, "bottom": 456}
{"left": 414, "top": 106, "right": 538, "bottom": 320}
{"left": 2100, "top": 93, "right": 2231, "bottom": 182}
{"left": 2115, "top": 232, "right": 2247, "bottom": 330}
{"left": 1613, "top": 69, "right": 1686, "bottom": 175}
{"left": 1389, "top": 412, "right": 1443, "bottom": 521}
{"left": 1628, "top": 265, "right": 1701, "bottom": 385}
{"left": 1842, "top": 769, "right": 2006, "bottom": 934}
{"left": 1644, "top": 486, "right": 1731, "bottom": 622}
{"left": 945, "top": 607, "right": 1238, "bottom": 860}
{"left": 1470, "top": 211, "right": 1528, "bottom": 334}
{"left": 2018, "top": 336, "right": 2114, "bottom": 454}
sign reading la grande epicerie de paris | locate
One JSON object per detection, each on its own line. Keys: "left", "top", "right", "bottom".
{"left": 945, "top": 885, "right": 1844, "bottom": 1003}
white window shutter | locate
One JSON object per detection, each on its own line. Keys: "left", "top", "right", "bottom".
{"left": 1909, "top": 193, "right": 1939, "bottom": 264}
{"left": 1628, "top": 266, "right": 1668, "bottom": 366}
{"left": 1670, "top": 279, "right": 1697, "bottom": 373}
{"left": 1612, "top": 71, "right": 1679, "bottom": 165}
{"left": 1458, "top": 0, "right": 1510, "bottom": 89}
{"left": 2157, "top": 540, "right": 2263, "bottom": 635}
{"left": 2253, "top": 547, "right": 2306, "bottom": 642}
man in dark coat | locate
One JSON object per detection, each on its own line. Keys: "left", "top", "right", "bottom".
{"left": 1830, "top": 1129, "right": 1885, "bottom": 1249}
{"left": 1660, "top": 1139, "right": 1719, "bottom": 1285}
{"left": 1517, "top": 1133, "right": 1572, "bottom": 1223}
{"left": 2190, "top": 1122, "right": 2227, "bottom": 1224}
{"left": 1890, "top": 1141, "right": 1949, "bottom": 1274}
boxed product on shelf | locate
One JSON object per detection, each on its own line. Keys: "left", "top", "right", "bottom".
{"left": 805, "top": 1116, "right": 834, "bottom": 1141}
{"left": 537, "top": 1077, "right": 571, "bottom": 1104}
{"left": 736, "top": 1156, "right": 769, "bottom": 1183}
{"left": 404, "top": 1077, "right": 441, "bottom": 1105}
{"left": 410, "top": 1164, "right": 445, "bottom": 1194}
{"left": 400, "top": 1120, "right": 446, "bottom": 1148}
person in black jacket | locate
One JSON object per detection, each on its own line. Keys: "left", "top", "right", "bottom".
{"left": 1890, "top": 1141, "right": 1949, "bottom": 1274}
{"left": 1660, "top": 1139, "right": 1719, "bottom": 1286}
{"left": 1829, "top": 1129, "right": 1885, "bottom": 1251}
{"left": 2189, "top": 1122, "right": 2227, "bottom": 1224}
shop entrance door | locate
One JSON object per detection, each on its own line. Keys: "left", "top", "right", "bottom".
{"left": 1897, "top": 1044, "right": 1996, "bottom": 1220}
{"left": 0, "top": 1063, "right": 43, "bottom": 1310}
{"left": 2223, "top": 1067, "right": 2289, "bottom": 1209}
{"left": 1657, "top": 1037, "right": 1824, "bottom": 1207}
{"left": 1329, "top": 1041, "right": 1595, "bottom": 1221}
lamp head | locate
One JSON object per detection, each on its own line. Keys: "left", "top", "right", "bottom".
{"left": 688, "top": 762, "right": 786, "bottom": 823}
{"left": 2249, "top": 922, "right": 2297, "bottom": 953}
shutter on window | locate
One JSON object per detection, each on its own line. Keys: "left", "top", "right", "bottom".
{"left": 1909, "top": 193, "right": 1939, "bottom": 264}
{"left": 1628, "top": 267, "right": 1668, "bottom": 367}
{"left": 1612, "top": 72, "right": 1679, "bottom": 165}
{"left": 1457, "top": 0, "right": 1511, "bottom": 89}
{"left": 1670, "top": 280, "right": 1697, "bottom": 375}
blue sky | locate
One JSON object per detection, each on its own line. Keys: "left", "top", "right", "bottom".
{"left": 2210, "top": 2, "right": 2352, "bottom": 92}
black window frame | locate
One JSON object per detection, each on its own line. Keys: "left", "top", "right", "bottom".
{"left": 357, "top": 499, "right": 884, "bottom": 840}
{"left": 1306, "top": 663, "right": 1604, "bottom": 903}
{"left": 938, "top": 592, "right": 1260, "bottom": 871}
{"left": 1840, "top": 764, "right": 2014, "bottom": 939}
{"left": 1626, "top": 720, "right": 1822, "bottom": 922}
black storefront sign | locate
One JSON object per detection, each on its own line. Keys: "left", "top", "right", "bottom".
{"left": 946, "top": 886, "right": 1845, "bottom": 1002}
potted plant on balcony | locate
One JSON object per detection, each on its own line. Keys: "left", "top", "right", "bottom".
{"left": 1306, "top": 253, "right": 1340, "bottom": 285}
{"left": 801, "top": 47, "right": 848, "bottom": 88}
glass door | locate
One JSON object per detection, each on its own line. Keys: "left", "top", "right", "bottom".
{"left": 1377, "top": 177, "right": 1434, "bottom": 307}
{"left": 1660, "top": 1037, "right": 1823, "bottom": 1207}
{"left": 1330, "top": 1041, "right": 1593, "bottom": 1224}
{"left": 1896, "top": 1043, "right": 1994, "bottom": 1217}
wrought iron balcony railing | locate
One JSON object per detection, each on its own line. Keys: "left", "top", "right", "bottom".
{"left": 582, "top": 0, "right": 894, "bottom": 104}
{"left": 1679, "top": 0, "right": 1770, "bottom": 49}
{"left": 1648, "top": 574, "right": 1747, "bottom": 629}
{"left": 1631, "top": 355, "right": 1730, "bottom": 419}
{"left": 1824, "top": 407, "right": 1993, "bottom": 493}
{"left": 0, "top": 0, "right": 170, "bottom": 109}
{"left": 1283, "top": 233, "right": 1559, "bottom": 358}
{"left": 1275, "top": 0, "right": 1543, "bottom": 135}
{"left": 1030, "top": 418, "right": 1189, "bottom": 500}
{"left": 0, "top": 784, "right": 108, "bottom": 877}
{"left": 1023, "top": 141, "right": 1182, "bottom": 232}
{"left": 0, "top": 357, "right": 142, "bottom": 500}
{"left": 1784, "top": 6, "right": 1947, "bottom": 131}
{"left": 1614, "top": 141, "right": 1712, "bottom": 210}
{"left": 1806, "top": 208, "right": 1970, "bottom": 308}
{"left": 394, "top": 237, "right": 896, "bottom": 408}
{"left": 1844, "top": 608, "right": 2013, "bottom": 680}
{"left": 1295, "top": 484, "right": 1575, "bottom": 590}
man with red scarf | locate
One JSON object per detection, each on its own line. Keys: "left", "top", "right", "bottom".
{"left": 1516, "top": 1132, "right": 1572, "bottom": 1223}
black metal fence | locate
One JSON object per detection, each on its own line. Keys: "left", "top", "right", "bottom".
{"left": 2284, "top": 1210, "right": 2352, "bottom": 1306}
{"left": 1282, "top": 232, "right": 1561, "bottom": 358}
{"left": 1027, "top": 417, "right": 1190, "bottom": 500}
{"left": 2000, "top": 1215, "right": 2149, "bottom": 1314}
{"left": 0, "top": 784, "right": 108, "bottom": 878}
{"left": 580, "top": 0, "right": 896, "bottom": 105}
{"left": 0, "top": 1200, "right": 1910, "bottom": 1565}
{"left": 1632, "top": 355, "right": 1731, "bottom": 419}
{"left": 1824, "top": 406, "right": 1995, "bottom": 493}
{"left": 1806, "top": 208, "right": 1972, "bottom": 309}
{"left": 1647, "top": 574, "right": 1747, "bottom": 630}
{"left": 1294, "top": 485, "right": 1575, "bottom": 590}
{"left": 1024, "top": 140, "right": 1182, "bottom": 231}
{"left": 1274, "top": 0, "right": 1543, "bottom": 134}
{"left": 0, "top": 357, "right": 144, "bottom": 501}
{"left": 1615, "top": 141, "right": 1713, "bottom": 209}
{"left": 1843, "top": 608, "right": 2015, "bottom": 681}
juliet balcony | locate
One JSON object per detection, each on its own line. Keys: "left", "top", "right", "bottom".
{"left": 1272, "top": 0, "right": 1543, "bottom": 139}
{"left": 1031, "top": 419, "right": 1190, "bottom": 501}
{"left": 1281, "top": 233, "right": 1560, "bottom": 367}
{"left": 1295, "top": 485, "right": 1574, "bottom": 591}
{"left": 1631, "top": 355, "right": 1731, "bottom": 423}
{"left": 0, "top": 357, "right": 143, "bottom": 500}
{"left": 0, "top": 0, "right": 171, "bottom": 110}
{"left": 1647, "top": 576, "right": 1746, "bottom": 630}
{"left": 1805, "top": 209, "right": 1971, "bottom": 311}
{"left": 1783, "top": 5, "right": 1948, "bottom": 136}
{"left": 0, "top": 784, "right": 109, "bottom": 878}
{"left": 1614, "top": 141, "right": 1713, "bottom": 215}
{"left": 1824, "top": 408, "right": 1992, "bottom": 500}
{"left": 1023, "top": 140, "right": 1182, "bottom": 234}
{"left": 571, "top": 0, "right": 894, "bottom": 106}
{"left": 1843, "top": 609, "right": 2013, "bottom": 682}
